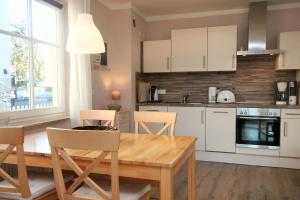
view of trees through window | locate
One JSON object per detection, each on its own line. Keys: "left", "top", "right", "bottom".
{"left": 0, "top": 0, "right": 60, "bottom": 112}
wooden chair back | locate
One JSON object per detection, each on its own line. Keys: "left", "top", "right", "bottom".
{"left": 80, "top": 110, "right": 116, "bottom": 126}
{"left": 0, "top": 127, "right": 31, "bottom": 198}
{"left": 47, "top": 128, "right": 120, "bottom": 200}
{"left": 134, "top": 111, "right": 177, "bottom": 136}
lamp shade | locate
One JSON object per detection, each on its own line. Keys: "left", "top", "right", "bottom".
{"left": 112, "top": 90, "right": 121, "bottom": 100}
{"left": 66, "top": 13, "right": 105, "bottom": 54}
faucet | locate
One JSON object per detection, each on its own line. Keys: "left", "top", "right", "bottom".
{"left": 182, "top": 93, "right": 190, "bottom": 104}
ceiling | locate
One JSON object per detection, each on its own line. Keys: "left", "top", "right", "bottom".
{"left": 99, "top": 0, "right": 300, "bottom": 17}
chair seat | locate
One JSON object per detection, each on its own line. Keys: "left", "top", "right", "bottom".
{"left": 74, "top": 178, "right": 151, "bottom": 200}
{"left": 0, "top": 172, "right": 72, "bottom": 200}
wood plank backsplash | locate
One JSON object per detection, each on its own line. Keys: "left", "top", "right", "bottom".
{"left": 137, "top": 56, "right": 296, "bottom": 104}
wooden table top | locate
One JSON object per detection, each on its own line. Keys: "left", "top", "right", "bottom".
{"left": 1, "top": 132, "right": 197, "bottom": 168}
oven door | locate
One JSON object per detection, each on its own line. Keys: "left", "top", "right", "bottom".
{"left": 236, "top": 116, "right": 280, "bottom": 149}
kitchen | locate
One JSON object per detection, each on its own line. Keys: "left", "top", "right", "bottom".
{"left": 133, "top": 0, "right": 300, "bottom": 197}
{"left": 0, "top": 0, "right": 300, "bottom": 199}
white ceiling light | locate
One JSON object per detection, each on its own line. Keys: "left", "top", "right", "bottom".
{"left": 66, "top": 4, "right": 105, "bottom": 54}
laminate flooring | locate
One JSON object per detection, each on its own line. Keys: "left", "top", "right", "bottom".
{"left": 151, "top": 161, "right": 300, "bottom": 200}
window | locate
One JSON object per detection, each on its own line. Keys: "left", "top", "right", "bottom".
{"left": 0, "top": 0, "right": 64, "bottom": 116}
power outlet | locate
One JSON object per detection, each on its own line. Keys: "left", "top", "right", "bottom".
{"left": 158, "top": 89, "right": 166, "bottom": 95}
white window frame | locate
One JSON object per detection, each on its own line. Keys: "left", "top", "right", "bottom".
{"left": 0, "top": 0, "right": 67, "bottom": 124}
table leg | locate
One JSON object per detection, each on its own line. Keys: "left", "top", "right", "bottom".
{"left": 188, "top": 149, "right": 196, "bottom": 200}
{"left": 160, "top": 168, "right": 173, "bottom": 200}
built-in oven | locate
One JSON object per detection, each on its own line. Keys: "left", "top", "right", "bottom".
{"left": 236, "top": 108, "right": 281, "bottom": 150}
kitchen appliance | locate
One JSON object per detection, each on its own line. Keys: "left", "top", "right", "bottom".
{"left": 288, "top": 81, "right": 298, "bottom": 105}
{"left": 150, "top": 86, "right": 159, "bottom": 102}
{"left": 217, "top": 90, "right": 235, "bottom": 103}
{"left": 236, "top": 2, "right": 281, "bottom": 56}
{"left": 208, "top": 87, "right": 217, "bottom": 103}
{"left": 236, "top": 108, "right": 280, "bottom": 150}
{"left": 275, "top": 81, "right": 288, "bottom": 105}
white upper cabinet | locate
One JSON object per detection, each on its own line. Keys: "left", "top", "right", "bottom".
{"left": 168, "top": 106, "right": 206, "bottom": 151}
{"left": 143, "top": 25, "right": 238, "bottom": 73}
{"left": 277, "top": 31, "right": 300, "bottom": 70}
{"left": 207, "top": 25, "right": 237, "bottom": 71}
{"left": 171, "top": 28, "right": 208, "bottom": 72}
{"left": 143, "top": 40, "right": 171, "bottom": 73}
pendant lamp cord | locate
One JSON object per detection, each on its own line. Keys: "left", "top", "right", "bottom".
{"left": 84, "top": 0, "right": 87, "bottom": 13}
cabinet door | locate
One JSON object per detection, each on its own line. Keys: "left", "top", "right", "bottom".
{"left": 143, "top": 40, "right": 171, "bottom": 73}
{"left": 280, "top": 119, "right": 300, "bottom": 158}
{"left": 208, "top": 25, "right": 237, "bottom": 71}
{"left": 277, "top": 32, "right": 300, "bottom": 70}
{"left": 171, "top": 28, "right": 207, "bottom": 72}
{"left": 138, "top": 106, "right": 168, "bottom": 134}
{"left": 206, "top": 108, "right": 236, "bottom": 153}
{"left": 168, "top": 107, "right": 206, "bottom": 151}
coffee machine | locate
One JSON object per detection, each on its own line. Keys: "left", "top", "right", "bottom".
{"left": 288, "top": 81, "right": 298, "bottom": 105}
{"left": 275, "top": 81, "right": 288, "bottom": 105}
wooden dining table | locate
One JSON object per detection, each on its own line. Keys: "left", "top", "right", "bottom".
{"left": 1, "top": 132, "right": 197, "bottom": 200}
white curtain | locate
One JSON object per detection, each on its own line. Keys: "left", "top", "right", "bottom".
{"left": 68, "top": 0, "right": 92, "bottom": 127}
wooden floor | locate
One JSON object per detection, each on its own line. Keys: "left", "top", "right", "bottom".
{"left": 151, "top": 161, "right": 300, "bottom": 200}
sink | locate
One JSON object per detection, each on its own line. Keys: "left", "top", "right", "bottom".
{"left": 186, "top": 102, "right": 203, "bottom": 105}
{"left": 163, "top": 102, "right": 203, "bottom": 105}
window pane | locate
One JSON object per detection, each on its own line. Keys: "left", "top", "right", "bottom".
{"left": 32, "top": 0, "right": 57, "bottom": 43}
{"left": 0, "top": 34, "right": 30, "bottom": 112}
{"left": 0, "top": 0, "right": 28, "bottom": 36}
{"left": 33, "top": 43, "right": 58, "bottom": 108}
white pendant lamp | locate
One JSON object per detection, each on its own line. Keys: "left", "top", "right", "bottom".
{"left": 66, "top": 2, "right": 105, "bottom": 54}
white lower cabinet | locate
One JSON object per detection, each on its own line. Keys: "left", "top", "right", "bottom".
{"left": 206, "top": 108, "right": 236, "bottom": 153}
{"left": 280, "top": 109, "right": 300, "bottom": 158}
{"left": 168, "top": 107, "right": 206, "bottom": 151}
{"left": 138, "top": 106, "right": 168, "bottom": 134}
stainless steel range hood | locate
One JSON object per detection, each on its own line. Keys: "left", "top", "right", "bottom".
{"left": 236, "top": 1, "right": 281, "bottom": 56}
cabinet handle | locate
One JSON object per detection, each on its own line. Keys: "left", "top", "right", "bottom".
{"left": 203, "top": 55, "right": 206, "bottom": 69}
{"left": 284, "top": 121, "right": 288, "bottom": 137}
{"left": 232, "top": 54, "right": 236, "bottom": 69}
{"left": 285, "top": 113, "right": 300, "bottom": 116}
{"left": 213, "top": 111, "right": 228, "bottom": 114}
{"left": 146, "top": 110, "right": 159, "bottom": 112}
{"left": 201, "top": 110, "right": 204, "bottom": 124}
{"left": 239, "top": 116, "right": 276, "bottom": 120}
{"left": 167, "top": 57, "right": 170, "bottom": 71}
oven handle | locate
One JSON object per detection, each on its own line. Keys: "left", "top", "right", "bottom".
{"left": 237, "top": 116, "right": 279, "bottom": 120}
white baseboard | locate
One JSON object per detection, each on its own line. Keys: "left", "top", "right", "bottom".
{"left": 196, "top": 150, "right": 300, "bottom": 169}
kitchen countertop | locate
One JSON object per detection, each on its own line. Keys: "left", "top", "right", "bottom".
{"left": 137, "top": 102, "right": 300, "bottom": 109}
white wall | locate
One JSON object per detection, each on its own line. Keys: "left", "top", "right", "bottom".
{"left": 90, "top": 2, "right": 300, "bottom": 127}
{"left": 91, "top": 1, "right": 146, "bottom": 131}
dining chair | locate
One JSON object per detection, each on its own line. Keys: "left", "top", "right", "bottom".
{"left": 134, "top": 111, "right": 177, "bottom": 136}
{"left": 80, "top": 110, "right": 116, "bottom": 126}
{"left": 0, "top": 127, "right": 68, "bottom": 200}
{"left": 47, "top": 128, "right": 151, "bottom": 200}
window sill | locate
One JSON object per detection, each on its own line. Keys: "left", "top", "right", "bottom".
{"left": 8, "top": 113, "right": 70, "bottom": 128}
